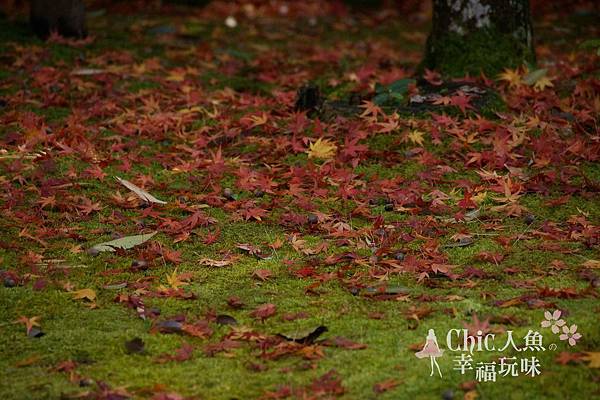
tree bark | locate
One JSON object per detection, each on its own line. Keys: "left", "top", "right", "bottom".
{"left": 30, "top": 0, "right": 87, "bottom": 39}
{"left": 422, "top": 0, "right": 535, "bottom": 77}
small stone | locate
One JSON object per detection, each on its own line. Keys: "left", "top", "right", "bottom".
{"left": 131, "top": 260, "right": 149, "bottom": 270}
{"left": 441, "top": 389, "right": 454, "bottom": 400}
{"left": 225, "top": 16, "right": 238, "bottom": 28}
{"left": 86, "top": 247, "right": 100, "bottom": 256}
{"left": 125, "top": 337, "right": 145, "bottom": 354}
{"left": 156, "top": 320, "right": 183, "bottom": 334}
{"left": 254, "top": 189, "right": 264, "bottom": 198}
{"left": 79, "top": 378, "right": 94, "bottom": 387}
{"left": 3, "top": 278, "right": 16, "bottom": 288}
{"left": 349, "top": 287, "right": 360, "bottom": 296}
{"left": 524, "top": 214, "right": 536, "bottom": 224}
{"left": 307, "top": 214, "right": 318, "bottom": 224}
{"left": 216, "top": 314, "right": 238, "bottom": 326}
{"left": 223, "top": 188, "right": 236, "bottom": 201}
{"left": 147, "top": 308, "right": 161, "bottom": 318}
{"left": 394, "top": 252, "right": 406, "bottom": 261}
{"left": 28, "top": 327, "right": 45, "bottom": 338}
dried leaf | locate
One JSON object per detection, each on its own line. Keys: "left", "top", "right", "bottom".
{"left": 115, "top": 176, "right": 166, "bottom": 204}
{"left": 89, "top": 231, "right": 157, "bottom": 253}
{"left": 72, "top": 288, "right": 97, "bottom": 302}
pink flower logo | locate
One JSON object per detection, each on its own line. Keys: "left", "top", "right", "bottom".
{"left": 540, "top": 310, "right": 565, "bottom": 334}
{"left": 559, "top": 324, "right": 582, "bottom": 346}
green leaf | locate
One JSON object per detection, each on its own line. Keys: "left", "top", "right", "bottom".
{"left": 90, "top": 232, "right": 157, "bottom": 253}
{"left": 372, "top": 93, "right": 390, "bottom": 106}
{"left": 387, "top": 78, "right": 415, "bottom": 94}
{"left": 374, "top": 82, "right": 386, "bottom": 94}
{"left": 522, "top": 68, "right": 547, "bottom": 86}
{"left": 579, "top": 38, "right": 600, "bottom": 49}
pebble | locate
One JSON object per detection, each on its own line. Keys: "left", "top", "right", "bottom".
{"left": 3, "top": 278, "right": 16, "bottom": 288}
{"left": 223, "top": 188, "right": 236, "bottom": 201}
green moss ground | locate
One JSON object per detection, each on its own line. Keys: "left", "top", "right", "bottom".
{"left": 1, "top": 5, "right": 599, "bottom": 400}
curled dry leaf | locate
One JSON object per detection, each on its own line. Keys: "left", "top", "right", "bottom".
{"left": 115, "top": 176, "right": 166, "bottom": 204}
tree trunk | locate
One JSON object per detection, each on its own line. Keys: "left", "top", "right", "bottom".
{"left": 422, "top": 0, "right": 535, "bottom": 77}
{"left": 30, "top": 0, "right": 87, "bottom": 39}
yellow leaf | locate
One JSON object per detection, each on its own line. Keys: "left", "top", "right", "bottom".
{"left": 72, "top": 288, "right": 96, "bottom": 302}
{"left": 582, "top": 259, "right": 600, "bottom": 269}
{"left": 166, "top": 70, "right": 186, "bottom": 82}
{"left": 471, "top": 191, "right": 488, "bottom": 204}
{"left": 407, "top": 130, "right": 425, "bottom": 146}
{"left": 582, "top": 352, "right": 600, "bottom": 368}
{"left": 534, "top": 76, "right": 554, "bottom": 91}
{"left": 464, "top": 390, "right": 479, "bottom": 400}
{"left": 498, "top": 68, "right": 521, "bottom": 88}
{"left": 166, "top": 268, "right": 186, "bottom": 289}
{"left": 307, "top": 138, "right": 337, "bottom": 160}
{"left": 246, "top": 112, "right": 269, "bottom": 128}
{"left": 15, "top": 316, "right": 41, "bottom": 335}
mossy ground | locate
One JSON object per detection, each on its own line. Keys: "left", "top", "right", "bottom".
{"left": 1, "top": 4, "right": 599, "bottom": 400}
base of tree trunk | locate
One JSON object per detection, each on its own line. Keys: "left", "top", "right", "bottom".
{"left": 421, "top": 0, "right": 535, "bottom": 77}
{"left": 30, "top": 0, "right": 87, "bottom": 39}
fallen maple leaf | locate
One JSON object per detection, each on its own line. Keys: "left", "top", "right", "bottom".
{"left": 534, "top": 76, "right": 554, "bottom": 91}
{"left": 555, "top": 351, "right": 586, "bottom": 365}
{"left": 581, "top": 352, "right": 600, "bottom": 368}
{"left": 250, "top": 303, "right": 276, "bottom": 321}
{"left": 582, "top": 259, "right": 600, "bottom": 269}
{"left": 373, "top": 379, "right": 400, "bottom": 394}
{"left": 498, "top": 68, "right": 522, "bottom": 88}
{"left": 155, "top": 342, "right": 194, "bottom": 364}
{"left": 252, "top": 269, "right": 273, "bottom": 281}
{"left": 15, "top": 316, "right": 41, "bottom": 335}
{"left": 72, "top": 288, "right": 96, "bottom": 302}
{"left": 307, "top": 138, "right": 337, "bottom": 160}
{"left": 407, "top": 130, "right": 426, "bottom": 146}
{"left": 165, "top": 268, "right": 188, "bottom": 289}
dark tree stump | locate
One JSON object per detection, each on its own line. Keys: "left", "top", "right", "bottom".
{"left": 294, "top": 84, "right": 323, "bottom": 113}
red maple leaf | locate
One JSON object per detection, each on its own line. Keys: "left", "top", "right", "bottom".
{"left": 449, "top": 92, "right": 474, "bottom": 114}
{"left": 155, "top": 342, "right": 194, "bottom": 364}
{"left": 250, "top": 303, "right": 276, "bottom": 322}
